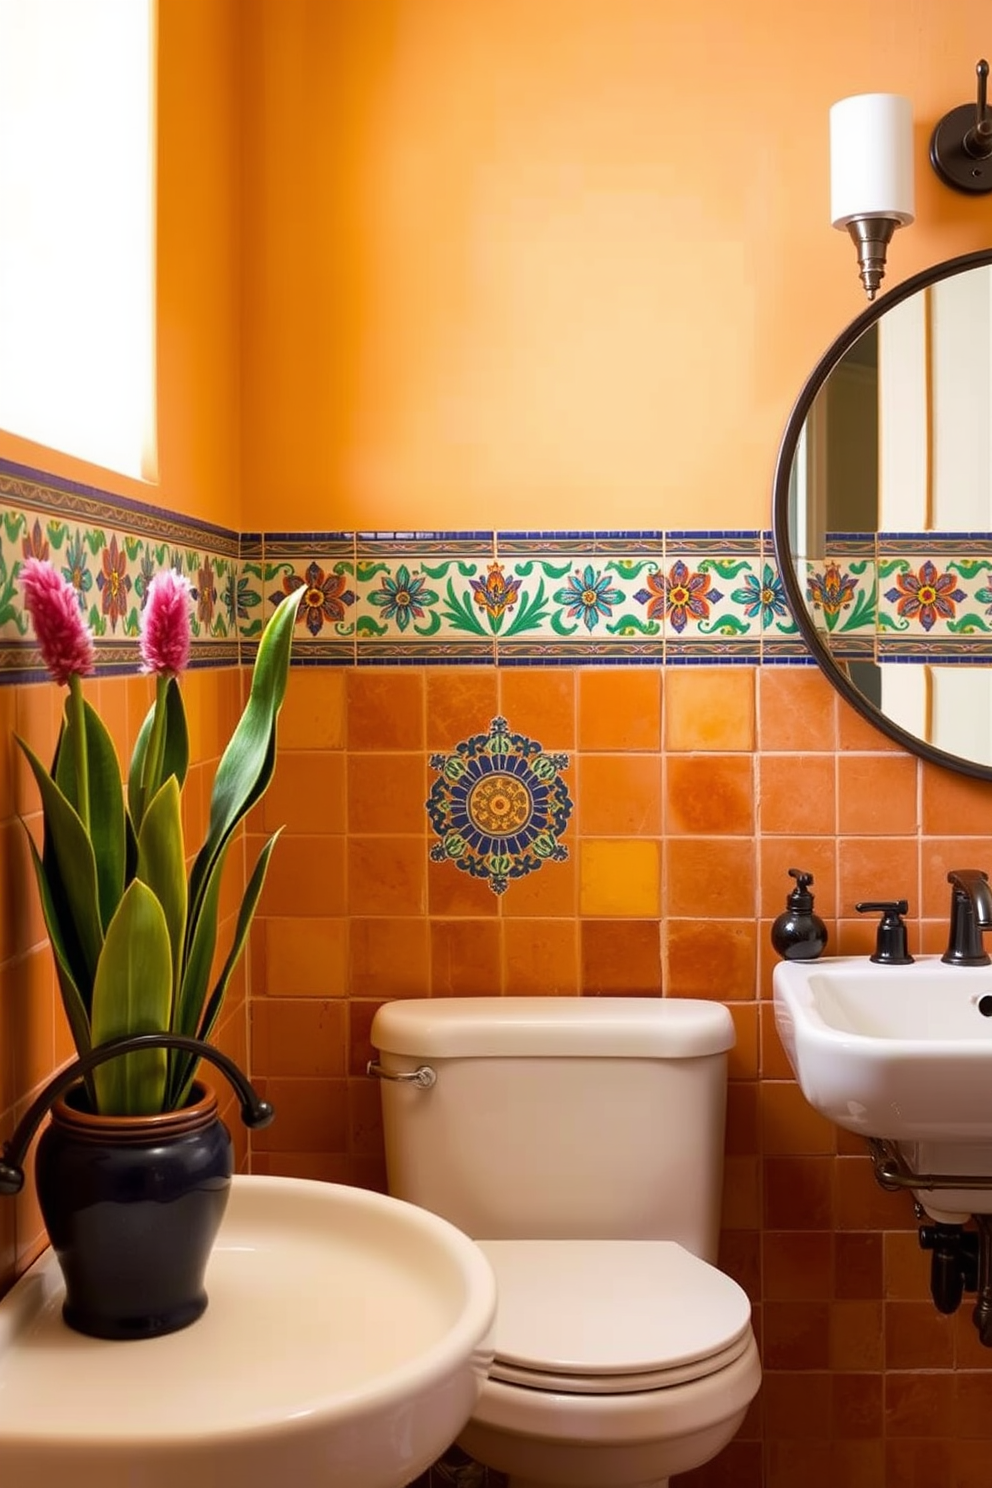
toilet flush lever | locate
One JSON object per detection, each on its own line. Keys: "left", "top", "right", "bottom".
{"left": 367, "top": 1060, "right": 437, "bottom": 1089}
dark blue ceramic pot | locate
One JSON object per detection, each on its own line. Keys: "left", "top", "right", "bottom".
{"left": 0, "top": 1033, "right": 274, "bottom": 1341}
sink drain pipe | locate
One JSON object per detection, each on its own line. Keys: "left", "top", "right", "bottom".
{"left": 866, "top": 1137, "right": 992, "bottom": 1344}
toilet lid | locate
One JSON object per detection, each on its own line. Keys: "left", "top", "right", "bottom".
{"left": 477, "top": 1240, "right": 753, "bottom": 1395}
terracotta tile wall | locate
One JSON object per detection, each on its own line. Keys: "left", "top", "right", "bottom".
{"left": 0, "top": 666, "right": 248, "bottom": 1290}
{"left": 248, "top": 660, "right": 992, "bottom": 1487}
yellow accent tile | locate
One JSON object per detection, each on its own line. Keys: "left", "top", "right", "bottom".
{"left": 579, "top": 839, "right": 659, "bottom": 917}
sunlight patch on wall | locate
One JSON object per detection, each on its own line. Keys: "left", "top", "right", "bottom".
{"left": 0, "top": 0, "right": 157, "bottom": 482}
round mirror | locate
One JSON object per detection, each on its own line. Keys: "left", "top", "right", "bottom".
{"left": 772, "top": 247, "right": 992, "bottom": 781}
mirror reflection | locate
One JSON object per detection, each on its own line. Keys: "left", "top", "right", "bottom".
{"left": 777, "top": 249, "right": 992, "bottom": 777}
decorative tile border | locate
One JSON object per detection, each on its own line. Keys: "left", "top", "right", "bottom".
{"left": 0, "top": 458, "right": 241, "bottom": 681}
{"left": 6, "top": 455, "right": 992, "bottom": 678}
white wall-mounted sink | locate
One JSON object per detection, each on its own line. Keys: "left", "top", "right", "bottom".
{"left": 0, "top": 1175, "right": 497, "bottom": 1488}
{"left": 773, "top": 955, "right": 992, "bottom": 1142}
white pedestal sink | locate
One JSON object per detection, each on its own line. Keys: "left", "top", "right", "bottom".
{"left": 0, "top": 1175, "right": 497, "bottom": 1488}
{"left": 773, "top": 954, "right": 992, "bottom": 1218}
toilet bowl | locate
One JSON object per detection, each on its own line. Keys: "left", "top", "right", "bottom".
{"left": 369, "top": 996, "right": 762, "bottom": 1488}
{"left": 456, "top": 1239, "right": 760, "bottom": 1488}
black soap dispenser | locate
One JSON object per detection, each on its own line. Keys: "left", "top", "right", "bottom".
{"left": 771, "top": 868, "right": 828, "bottom": 960}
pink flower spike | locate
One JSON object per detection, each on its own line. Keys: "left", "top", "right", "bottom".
{"left": 140, "top": 569, "right": 192, "bottom": 677}
{"left": 20, "top": 557, "right": 95, "bottom": 686}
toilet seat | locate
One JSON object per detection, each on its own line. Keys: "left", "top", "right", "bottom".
{"left": 477, "top": 1239, "right": 753, "bottom": 1397}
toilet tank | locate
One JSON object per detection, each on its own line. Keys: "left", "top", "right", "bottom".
{"left": 370, "top": 997, "right": 735, "bottom": 1262}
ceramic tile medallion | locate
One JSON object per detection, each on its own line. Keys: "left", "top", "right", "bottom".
{"left": 427, "top": 716, "right": 573, "bottom": 895}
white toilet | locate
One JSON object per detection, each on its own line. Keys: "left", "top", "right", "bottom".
{"left": 369, "top": 996, "right": 761, "bottom": 1488}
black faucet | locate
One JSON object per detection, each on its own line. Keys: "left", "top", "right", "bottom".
{"left": 942, "top": 870, "right": 992, "bottom": 966}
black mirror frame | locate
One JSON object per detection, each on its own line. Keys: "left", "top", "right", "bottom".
{"left": 771, "top": 246, "right": 992, "bottom": 783}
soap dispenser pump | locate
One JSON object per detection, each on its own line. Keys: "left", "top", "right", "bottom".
{"left": 771, "top": 868, "right": 828, "bottom": 960}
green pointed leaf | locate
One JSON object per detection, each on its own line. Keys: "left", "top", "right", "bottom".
{"left": 91, "top": 880, "right": 172, "bottom": 1115}
{"left": 136, "top": 776, "right": 187, "bottom": 1006}
{"left": 170, "top": 832, "right": 281, "bottom": 1108}
{"left": 55, "top": 698, "right": 126, "bottom": 932}
{"left": 188, "top": 588, "right": 297, "bottom": 926}
{"left": 23, "top": 831, "right": 93, "bottom": 1056}
{"left": 16, "top": 736, "right": 103, "bottom": 987}
{"left": 174, "top": 839, "right": 228, "bottom": 1050}
{"left": 128, "top": 677, "right": 189, "bottom": 832}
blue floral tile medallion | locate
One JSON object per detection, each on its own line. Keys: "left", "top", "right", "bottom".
{"left": 427, "top": 717, "right": 573, "bottom": 895}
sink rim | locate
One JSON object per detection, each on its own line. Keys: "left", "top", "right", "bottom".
{"left": 774, "top": 954, "right": 992, "bottom": 1047}
{"left": 0, "top": 1174, "right": 498, "bottom": 1448}
{"left": 773, "top": 954, "right": 992, "bottom": 1143}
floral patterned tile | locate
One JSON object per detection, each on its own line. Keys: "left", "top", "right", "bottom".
{"left": 492, "top": 533, "right": 664, "bottom": 662}
{"left": 757, "top": 536, "right": 806, "bottom": 661}
{"left": 877, "top": 540, "right": 992, "bottom": 655}
{"left": 790, "top": 534, "right": 876, "bottom": 663}
{"left": 256, "top": 535, "right": 356, "bottom": 663}
{"left": 354, "top": 533, "right": 496, "bottom": 662}
{"left": 661, "top": 533, "right": 762, "bottom": 660}
{"left": 0, "top": 485, "right": 241, "bottom": 679}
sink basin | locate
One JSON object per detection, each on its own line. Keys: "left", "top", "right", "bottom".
{"left": 773, "top": 954, "right": 992, "bottom": 1142}
{"left": 0, "top": 1175, "right": 497, "bottom": 1488}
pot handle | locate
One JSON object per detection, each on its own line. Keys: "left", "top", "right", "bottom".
{"left": 0, "top": 1033, "right": 275, "bottom": 1195}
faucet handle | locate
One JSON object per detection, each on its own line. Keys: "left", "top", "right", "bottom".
{"left": 855, "top": 900, "right": 914, "bottom": 966}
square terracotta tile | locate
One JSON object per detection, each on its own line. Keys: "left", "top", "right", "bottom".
{"left": 759, "top": 754, "right": 836, "bottom": 836}
{"left": 347, "top": 670, "right": 425, "bottom": 750}
{"left": 758, "top": 667, "right": 838, "bottom": 753}
{"left": 664, "top": 667, "right": 756, "bottom": 752}
{"left": 837, "top": 754, "right": 918, "bottom": 836}
{"left": 665, "top": 838, "right": 755, "bottom": 918}
{"left": 279, "top": 667, "right": 347, "bottom": 750}
{"left": 578, "top": 669, "right": 661, "bottom": 751}
{"left": 429, "top": 920, "right": 502, "bottom": 997}
{"left": 504, "top": 920, "right": 579, "bottom": 996}
{"left": 578, "top": 754, "right": 662, "bottom": 836}
{"left": 425, "top": 670, "right": 499, "bottom": 750}
{"left": 580, "top": 919, "right": 661, "bottom": 995}
{"left": 665, "top": 918, "right": 758, "bottom": 1001}
{"left": 665, "top": 755, "right": 754, "bottom": 835}
{"left": 347, "top": 752, "right": 428, "bottom": 835}
{"left": 499, "top": 668, "right": 576, "bottom": 750}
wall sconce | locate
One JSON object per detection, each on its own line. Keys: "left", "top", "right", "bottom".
{"left": 930, "top": 58, "right": 992, "bottom": 195}
{"left": 830, "top": 93, "right": 915, "bottom": 302}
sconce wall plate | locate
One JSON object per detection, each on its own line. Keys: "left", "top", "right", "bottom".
{"left": 930, "top": 61, "right": 992, "bottom": 195}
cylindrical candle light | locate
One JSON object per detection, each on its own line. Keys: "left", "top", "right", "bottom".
{"left": 830, "top": 92, "right": 915, "bottom": 227}
{"left": 829, "top": 93, "right": 915, "bottom": 298}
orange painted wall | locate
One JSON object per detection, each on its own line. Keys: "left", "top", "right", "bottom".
{"left": 240, "top": 0, "right": 992, "bottom": 535}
